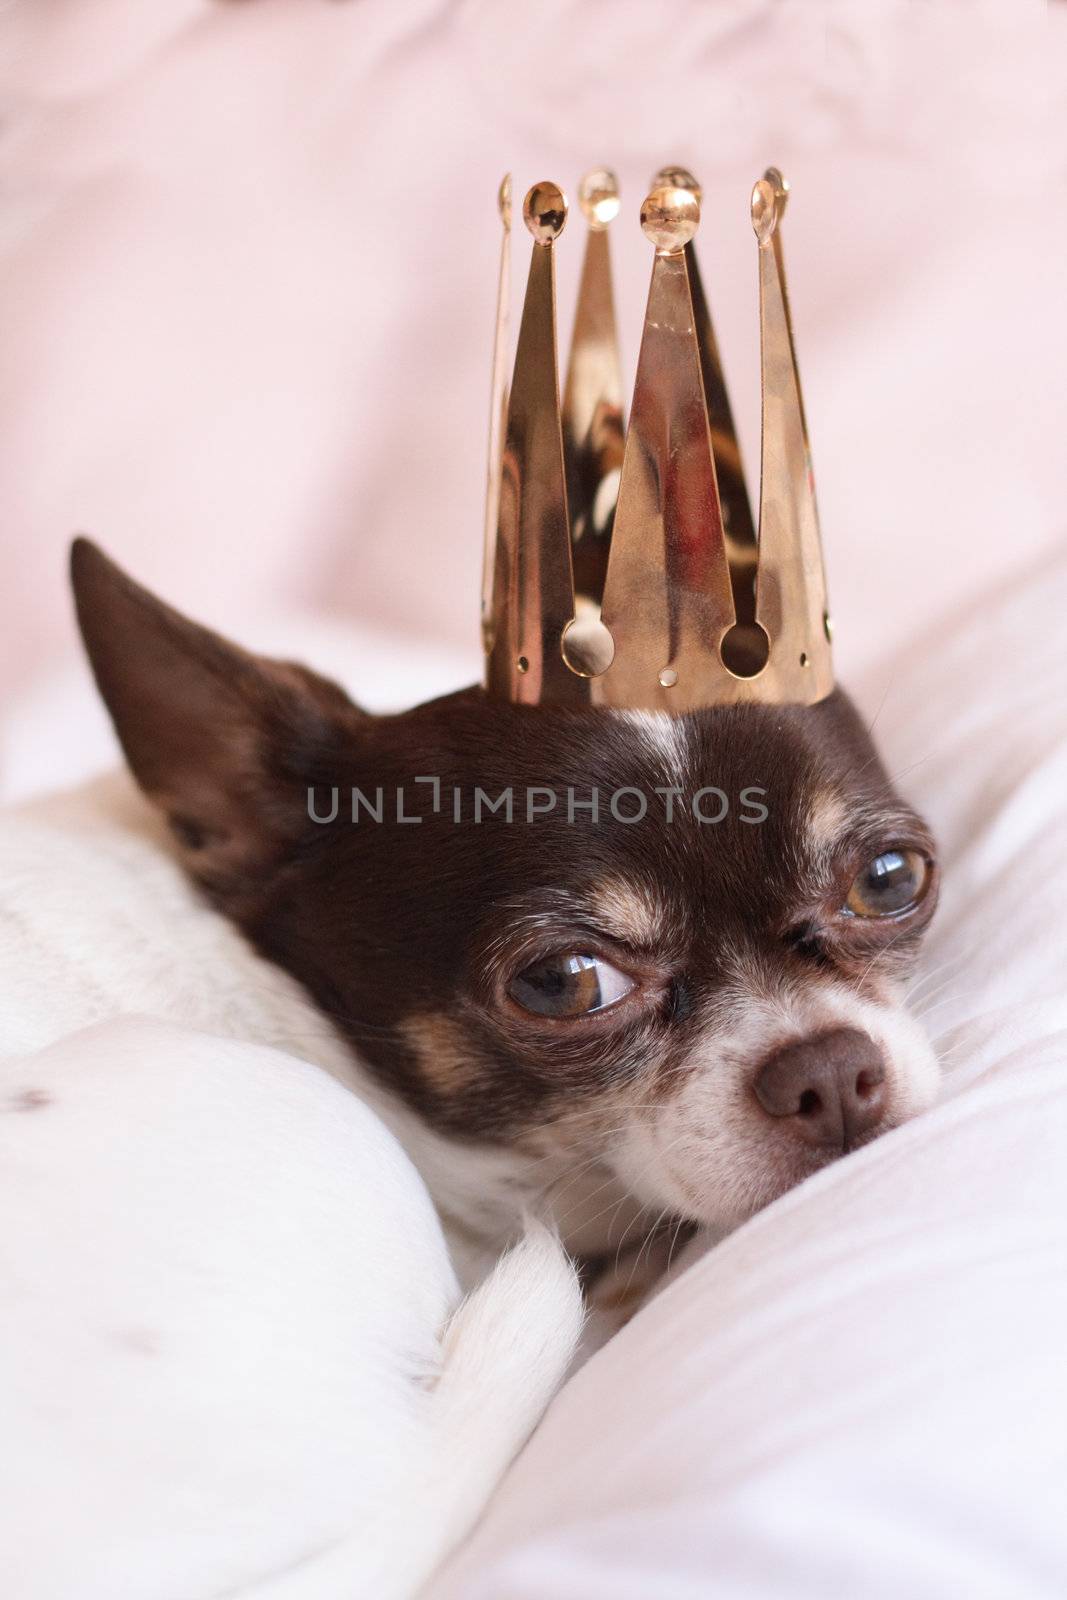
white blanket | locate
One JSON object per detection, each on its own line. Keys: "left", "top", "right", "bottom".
{"left": 0, "top": 1019, "right": 583, "bottom": 1600}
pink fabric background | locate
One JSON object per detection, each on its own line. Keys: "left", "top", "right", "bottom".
{"left": 0, "top": 1, "right": 1063, "bottom": 770}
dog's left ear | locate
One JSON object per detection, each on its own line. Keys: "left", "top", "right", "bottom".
{"left": 71, "top": 538, "right": 363, "bottom": 905}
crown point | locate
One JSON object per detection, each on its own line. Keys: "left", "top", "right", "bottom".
{"left": 751, "top": 177, "right": 781, "bottom": 246}
{"left": 651, "top": 165, "right": 702, "bottom": 204}
{"left": 763, "top": 166, "right": 790, "bottom": 214}
{"left": 523, "top": 181, "right": 567, "bottom": 244}
{"left": 498, "top": 173, "right": 512, "bottom": 229}
{"left": 640, "top": 184, "right": 699, "bottom": 253}
{"left": 578, "top": 168, "right": 620, "bottom": 229}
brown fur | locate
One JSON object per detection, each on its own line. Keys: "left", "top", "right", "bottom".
{"left": 70, "top": 539, "right": 940, "bottom": 1229}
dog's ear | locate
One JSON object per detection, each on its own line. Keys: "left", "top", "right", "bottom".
{"left": 70, "top": 538, "right": 362, "bottom": 904}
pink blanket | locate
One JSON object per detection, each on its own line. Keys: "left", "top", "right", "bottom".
{"left": 1, "top": 1, "right": 1062, "bottom": 759}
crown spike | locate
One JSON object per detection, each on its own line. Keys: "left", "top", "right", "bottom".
{"left": 652, "top": 166, "right": 759, "bottom": 644}
{"left": 596, "top": 184, "right": 736, "bottom": 711}
{"left": 480, "top": 164, "right": 835, "bottom": 714}
{"left": 485, "top": 182, "right": 581, "bottom": 705}
{"left": 562, "top": 169, "right": 624, "bottom": 619}
{"left": 481, "top": 174, "right": 511, "bottom": 656}
{"left": 750, "top": 168, "right": 833, "bottom": 703}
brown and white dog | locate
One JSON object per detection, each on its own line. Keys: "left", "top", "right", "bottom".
{"left": 70, "top": 538, "right": 941, "bottom": 1288}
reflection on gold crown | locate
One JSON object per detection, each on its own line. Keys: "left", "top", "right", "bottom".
{"left": 482, "top": 165, "right": 833, "bottom": 713}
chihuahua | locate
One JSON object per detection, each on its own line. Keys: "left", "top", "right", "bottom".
{"left": 71, "top": 538, "right": 940, "bottom": 1284}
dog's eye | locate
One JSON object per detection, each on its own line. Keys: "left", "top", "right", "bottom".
{"left": 509, "top": 953, "right": 635, "bottom": 1019}
{"left": 845, "top": 849, "right": 930, "bottom": 918}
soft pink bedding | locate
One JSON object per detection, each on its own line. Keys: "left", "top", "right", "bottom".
{"left": 1, "top": 1, "right": 1063, "bottom": 752}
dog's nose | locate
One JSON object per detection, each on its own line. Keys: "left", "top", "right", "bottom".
{"left": 753, "top": 1028, "right": 888, "bottom": 1151}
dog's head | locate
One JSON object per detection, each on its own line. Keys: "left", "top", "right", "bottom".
{"left": 72, "top": 540, "right": 940, "bottom": 1232}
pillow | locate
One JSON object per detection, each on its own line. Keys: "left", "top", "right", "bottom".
{"left": 425, "top": 550, "right": 1067, "bottom": 1599}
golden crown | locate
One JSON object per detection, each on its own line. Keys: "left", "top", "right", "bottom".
{"left": 482, "top": 166, "right": 833, "bottom": 714}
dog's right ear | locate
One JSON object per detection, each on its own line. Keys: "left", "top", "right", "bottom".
{"left": 70, "top": 538, "right": 363, "bottom": 907}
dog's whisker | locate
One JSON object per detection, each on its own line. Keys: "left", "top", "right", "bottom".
{"left": 607, "top": 1133, "right": 693, "bottom": 1269}
{"left": 617, "top": 1212, "right": 667, "bottom": 1303}
{"left": 905, "top": 951, "right": 972, "bottom": 1004}
{"left": 665, "top": 1214, "right": 693, "bottom": 1274}
{"left": 543, "top": 1149, "right": 624, "bottom": 1213}
{"left": 914, "top": 990, "right": 980, "bottom": 1024}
